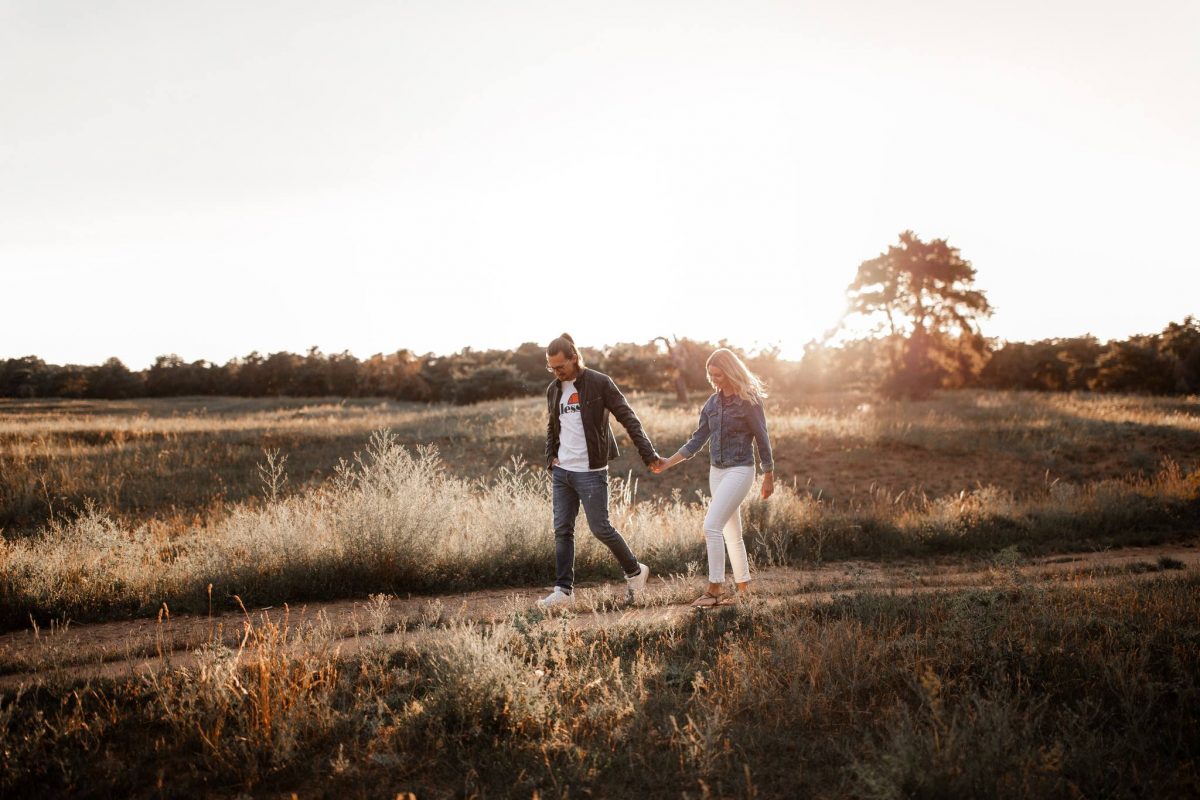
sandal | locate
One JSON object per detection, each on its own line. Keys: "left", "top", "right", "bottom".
{"left": 691, "top": 591, "right": 727, "bottom": 608}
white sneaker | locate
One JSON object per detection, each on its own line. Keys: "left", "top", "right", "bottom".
{"left": 536, "top": 588, "right": 574, "bottom": 610}
{"left": 625, "top": 563, "right": 650, "bottom": 601}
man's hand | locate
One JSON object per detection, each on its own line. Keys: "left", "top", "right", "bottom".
{"left": 761, "top": 472, "right": 775, "bottom": 499}
{"left": 549, "top": 458, "right": 560, "bottom": 471}
{"left": 653, "top": 453, "right": 684, "bottom": 474}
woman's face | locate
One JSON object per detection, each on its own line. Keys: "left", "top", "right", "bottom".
{"left": 707, "top": 364, "right": 730, "bottom": 393}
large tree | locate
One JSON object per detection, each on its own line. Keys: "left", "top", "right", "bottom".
{"left": 653, "top": 335, "right": 691, "bottom": 403}
{"left": 843, "top": 231, "right": 992, "bottom": 396}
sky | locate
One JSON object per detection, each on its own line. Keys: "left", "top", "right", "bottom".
{"left": 2, "top": 0, "right": 1197, "bottom": 368}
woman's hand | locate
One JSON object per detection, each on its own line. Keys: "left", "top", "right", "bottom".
{"left": 761, "top": 471, "right": 774, "bottom": 499}
{"left": 652, "top": 452, "right": 686, "bottom": 474}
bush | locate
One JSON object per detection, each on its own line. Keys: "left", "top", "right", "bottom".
{"left": 451, "top": 365, "right": 532, "bottom": 405}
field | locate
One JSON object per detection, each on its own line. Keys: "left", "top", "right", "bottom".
{"left": 1, "top": 390, "right": 1199, "bottom": 798}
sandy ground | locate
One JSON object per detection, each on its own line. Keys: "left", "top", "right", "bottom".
{"left": 2, "top": 541, "right": 1195, "bottom": 692}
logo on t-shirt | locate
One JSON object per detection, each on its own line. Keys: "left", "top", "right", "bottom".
{"left": 560, "top": 391, "right": 581, "bottom": 415}
{"left": 557, "top": 381, "right": 591, "bottom": 470}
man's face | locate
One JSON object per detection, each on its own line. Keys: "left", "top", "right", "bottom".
{"left": 546, "top": 352, "right": 579, "bottom": 381}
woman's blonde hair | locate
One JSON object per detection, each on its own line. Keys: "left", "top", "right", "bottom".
{"left": 706, "top": 348, "right": 767, "bottom": 404}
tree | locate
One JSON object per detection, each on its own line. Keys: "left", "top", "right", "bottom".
{"left": 230, "top": 351, "right": 268, "bottom": 396}
{"left": 509, "top": 341, "right": 553, "bottom": 387}
{"left": 1091, "top": 336, "right": 1178, "bottom": 394}
{"left": 0, "top": 356, "right": 49, "bottom": 398}
{"left": 294, "top": 346, "right": 334, "bottom": 396}
{"left": 1159, "top": 316, "right": 1200, "bottom": 393}
{"left": 451, "top": 365, "right": 530, "bottom": 405}
{"left": 327, "top": 350, "right": 361, "bottom": 396}
{"left": 146, "top": 354, "right": 206, "bottom": 396}
{"left": 653, "top": 336, "right": 691, "bottom": 403}
{"left": 979, "top": 337, "right": 1102, "bottom": 391}
{"left": 261, "top": 351, "right": 302, "bottom": 396}
{"left": 87, "top": 357, "right": 143, "bottom": 398}
{"left": 843, "top": 231, "right": 992, "bottom": 396}
{"left": 602, "top": 342, "right": 671, "bottom": 393}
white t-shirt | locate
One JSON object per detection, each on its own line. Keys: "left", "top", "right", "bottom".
{"left": 556, "top": 379, "right": 605, "bottom": 472}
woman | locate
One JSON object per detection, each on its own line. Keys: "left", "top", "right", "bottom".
{"left": 656, "top": 348, "right": 774, "bottom": 607}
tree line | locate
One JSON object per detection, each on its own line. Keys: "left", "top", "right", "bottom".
{"left": 3, "top": 319, "right": 1197, "bottom": 403}
{"left": 4, "top": 233, "right": 1196, "bottom": 402}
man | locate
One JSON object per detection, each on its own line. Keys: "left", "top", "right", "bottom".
{"left": 538, "top": 333, "right": 665, "bottom": 609}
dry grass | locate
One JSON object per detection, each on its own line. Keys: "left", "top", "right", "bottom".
{"left": 2, "top": 574, "right": 1196, "bottom": 798}
{"left": 1, "top": 428, "right": 1197, "bottom": 631}
{"left": 0, "top": 396, "right": 540, "bottom": 534}
{"left": 3, "top": 390, "right": 1199, "bottom": 535}
{"left": 2, "top": 390, "right": 1198, "bottom": 796}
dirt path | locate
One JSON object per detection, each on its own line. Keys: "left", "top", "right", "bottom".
{"left": 2, "top": 542, "right": 1195, "bottom": 692}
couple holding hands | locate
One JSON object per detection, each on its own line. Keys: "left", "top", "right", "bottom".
{"left": 539, "top": 333, "right": 774, "bottom": 610}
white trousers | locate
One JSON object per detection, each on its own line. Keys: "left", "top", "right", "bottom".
{"left": 704, "top": 465, "right": 755, "bottom": 584}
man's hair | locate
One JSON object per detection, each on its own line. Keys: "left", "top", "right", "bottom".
{"left": 547, "top": 333, "right": 585, "bottom": 367}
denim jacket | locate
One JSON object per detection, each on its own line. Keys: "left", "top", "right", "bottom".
{"left": 680, "top": 392, "right": 773, "bottom": 471}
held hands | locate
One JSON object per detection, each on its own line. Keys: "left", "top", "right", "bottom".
{"left": 650, "top": 452, "right": 684, "bottom": 474}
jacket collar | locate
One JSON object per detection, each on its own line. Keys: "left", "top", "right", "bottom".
{"left": 556, "top": 366, "right": 587, "bottom": 388}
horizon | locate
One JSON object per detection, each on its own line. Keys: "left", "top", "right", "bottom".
{"left": 3, "top": 311, "right": 1193, "bottom": 372}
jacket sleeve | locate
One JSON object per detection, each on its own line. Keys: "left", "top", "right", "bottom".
{"left": 545, "top": 382, "right": 557, "bottom": 468}
{"left": 749, "top": 399, "right": 774, "bottom": 472}
{"left": 679, "top": 399, "right": 712, "bottom": 459}
{"left": 602, "top": 375, "right": 659, "bottom": 466}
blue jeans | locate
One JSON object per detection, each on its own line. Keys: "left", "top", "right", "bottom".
{"left": 552, "top": 466, "right": 640, "bottom": 592}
